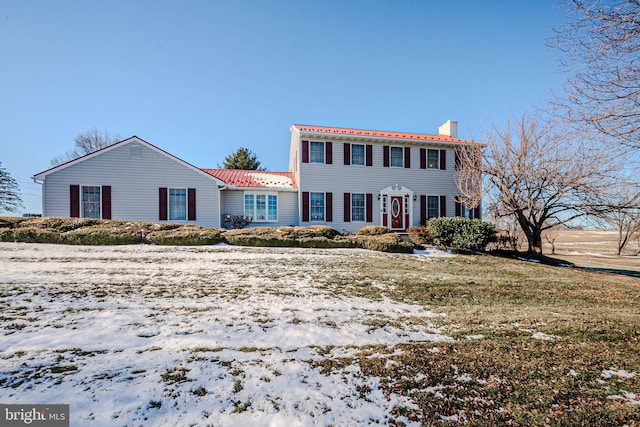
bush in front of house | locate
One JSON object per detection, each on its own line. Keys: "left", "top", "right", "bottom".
{"left": 146, "top": 225, "right": 225, "bottom": 245}
{"left": 0, "top": 226, "right": 61, "bottom": 244}
{"left": 0, "top": 217, "right": 414, "bottom": 253}
{"left": 424, "top": 217, "right": 497, "bottom": 251}
{"left": 351, "top": 233, "right": 414, "bottom": 253}
{"left": 355, "top": 225, "right": 390, "bottom": 236}
{"left": 406, "top": 225, "right": 437, "bottom": 246}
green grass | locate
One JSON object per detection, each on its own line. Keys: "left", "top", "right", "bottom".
{"left": 305, "top": 253, "right": 640, "bottom": 426}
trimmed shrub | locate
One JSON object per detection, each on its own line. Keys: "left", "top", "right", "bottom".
{"left": 292, "top": 226, "right": 341, "bottom": 240}
{"left": 61, "top": 225, "right": 141, "bottom": 245}
{"left": 146, "top": 226, "right": 225, "bottom": 245}
{"left": 351, "top": 233, "right": 414, "bottom": 253}
{"left": 223, "top": 227, "right": 296, "bottom": 247}
{"left": 355, "top": 225, "right": 389, "bottom": 236}
{"left": 0, "top": 217, "right": 24, "bottom": 229}
{"left": 407, "top": 225, "right": 437, "bottom": 246}
{"left": 425, "top": 217, "right": 497, "bottom": 251}
{"left": 0, "top": 227, "right": 61, "bottom": 243}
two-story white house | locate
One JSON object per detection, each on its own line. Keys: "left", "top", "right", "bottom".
{"left": 32, "top": 121, "right": 481, "bottom": 232}
{"left": 289, "top": 121, "right": 481, "bottom": 233}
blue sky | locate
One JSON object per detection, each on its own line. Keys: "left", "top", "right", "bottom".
{"left": 1, "top": 0, "right": 566, "bottom": 215}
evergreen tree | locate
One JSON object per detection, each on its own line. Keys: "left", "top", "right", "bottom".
{"left": 220, "top": 147, "right": 265, "bottom": 170}
{"left": 0, "top": 162, "right": 23, "bottom": 213}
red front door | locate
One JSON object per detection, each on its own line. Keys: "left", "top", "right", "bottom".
{"left": 390, "top": 196, "right": 403, "bottom": 229}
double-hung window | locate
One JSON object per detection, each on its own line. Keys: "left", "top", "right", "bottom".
{"left": 245, "top": 192, "right": 278, "bottom": 222}
{"left": 81, "top": 186, "right": 101, "bottom": 219}
{"left": 310, "top": 192, "right": 325, "bottom": 221}
{"left": 427, "top": 196, "right": 440, "bottom": 219}
{"left": 390, "top": 147, "right": 404, "bottom": 167}
{"left": 309, "top": 141, "right": 325, "bottom": 163}
{"left": 169, "top": 189, "right": 187, "bottom": 221}
{"left": 351, "top": 193, "right": 365, "bottom": 222}
{"left": 351, "top": 144, "right": 365, "bottom": 166}
{"left": 427, "top": 149, "right": 440, "bottom": 169}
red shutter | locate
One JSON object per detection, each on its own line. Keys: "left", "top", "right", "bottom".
{"left": 102, "top": 186, "right": 112, "bottom": 219}
{"left": 440, "top": 150, "right": 447, "bottom": 170}
{"left": 420, "top": 195, "right": 427, "bottom": 224}
{"left": 420, "top": 148, "right": 426, "bottom": 169}
{"left": 344, "top": 193, "right": 351, "bottom": 222}
{"left": 440, "top": 195, "right": 447, "bottom": 217}
{"left": 188, "top": 188, "right": 196, "bottom": 221}
{"left": 302, "top": 192, "right": 310, "bottom": 222}
{"left": 383, "top": 146, "right": 389, "bottom": 167}
{"left": 325, "top": 141, "right": 332, "bottom": 164}
{"left": 366, "top": 193, "right": 373, "bottom": 223}
{"left": 404, "top": 147, "right": 411, "bottom": 168}
{"left": 159, "top": 188, "right": 168, "bottom": 220}
{"left": 366, "top": 145, "right": 373, "bottom": 166}
{"left": 70, "top": 185, "right": 80, "bottom": 218}
{"left": 474, "top": 203, "right": 481, "bottom": 220}
{"left": 302, "top": 140, "right": 309, "bottom": 163}
{"left": 343, "top": 143, "right": 350, "bottom": 165}
{"left": 326, "top": 192, "right": 333, "bottom": 222}
{"left": 455, "top": 200, "right": 462, "bottom": 217}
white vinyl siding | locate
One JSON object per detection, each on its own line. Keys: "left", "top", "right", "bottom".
{"left": 298, "top": 142, "right": 458, "bottom": 233}
{"left": 39, "top": 140, "right": 221, "bottom": 227}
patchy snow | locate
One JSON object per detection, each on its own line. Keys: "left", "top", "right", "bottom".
{"left": 531, "top": 332, "right": 558, "bottom": 341}
{"left": 0, "top": 243, "right": 453, "bottom": 426}
{"left": 601, "top": 369, "right": 637, "bottom": 379}
{"left": 413, "top": 247, "right": 454, "bottom": 258}
{"left": 247, "top": 172, "right": 294, "bottom": 189}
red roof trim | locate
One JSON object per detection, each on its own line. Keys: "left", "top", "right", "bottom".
{"left": 292, "top": 124, "right": 481, "bottom": 144}
{"left": 201, "top": 169, "right": 297, "bottom": 189}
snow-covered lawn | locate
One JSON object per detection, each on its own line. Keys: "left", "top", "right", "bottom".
{"left": 0, "top": 243, "right": 452, "bottom": 426}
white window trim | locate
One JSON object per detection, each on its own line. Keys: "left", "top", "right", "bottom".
{"left": 389, "top": 146, "right": 404, "bottom": 168}
{"left": 351, "top": 144, "right": 365, "bottom": 166}
{"left": 427, "top": 195, "right": 441, "bottom": 219}
{"left": 81, "top": 185, "right": 102, "bottom": 219}
{"left": 427, "top": 149, "right": 440, "bottom": 170}
{"left": 309, "top": 141, "right": 326, "bottom": 164}
{"left": 309, "top": 192, "right": 325, "bottom": 222}
{"left": 351, "top": 193, "right": 366, "bottom": 222}
{"left": 244, "top": 191, "right": 278, "bottom": 222}
{"left": 168, "top": 188, "right": 188, "bottom": 221}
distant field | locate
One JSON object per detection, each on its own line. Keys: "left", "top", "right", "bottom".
{"left": 542, "top": 229, "right": 640, "bottom": 273}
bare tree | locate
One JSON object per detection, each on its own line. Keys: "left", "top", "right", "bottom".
{"left": 456, "top": 112, "right": 619, "bottom": 254}
{"left": 51, "top": 127, "right": 121, "bottom": 165}
{"left": 589, "top": 181, "right": 640, "bottom": 255}
{"left": 550, "top": 0, "right": 640, "bottom": 148}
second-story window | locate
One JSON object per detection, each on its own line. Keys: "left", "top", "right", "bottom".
{"left": 310, "top": 141, "right": 325, "bottom": 163}
{"left": 427, "top": 149, "right": 440, "bottom": 169}
{"left": 390, "top": 147, "right": 404, "bottom": 167}
{"left": 351, "top": 144, "right": 365, "bottom": 166}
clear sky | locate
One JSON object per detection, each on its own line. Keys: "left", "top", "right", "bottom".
{"left": 1, "top": 0, "right": 566, "bottom": 215}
